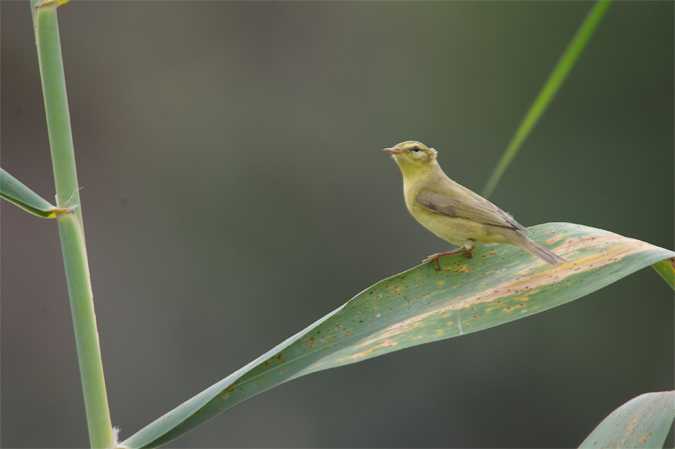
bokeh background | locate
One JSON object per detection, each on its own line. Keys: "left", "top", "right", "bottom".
{"left": 2, "top": 2, "right": 673, "bottom": 448}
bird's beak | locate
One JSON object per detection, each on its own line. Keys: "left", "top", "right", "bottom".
{"left": 384, "top": 148, "right": 402, "bottom": 155}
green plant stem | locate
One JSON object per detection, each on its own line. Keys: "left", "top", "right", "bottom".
{"left": 57, "top": 212, "right": 113, "bottom": 448}
{"left": 33, "top": 0, "right": 82, "bottom": 216}
{"left": 32, "top": 1, "right": 113, "bottom": 447}
{"left": 482, "top": 0, "right": 612, "bottom": 198}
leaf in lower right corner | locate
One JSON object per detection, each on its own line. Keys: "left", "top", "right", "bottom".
{"left": 579, "top": 391, "right": 675, "bottom": 449}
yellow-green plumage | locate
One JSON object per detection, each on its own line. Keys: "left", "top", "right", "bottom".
{"left": 384, "top": 140, "right": 567, "bottom": 267}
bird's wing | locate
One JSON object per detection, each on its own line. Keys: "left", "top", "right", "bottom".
{"left": 415, "top": 190, "right": 528, "bottom": 232}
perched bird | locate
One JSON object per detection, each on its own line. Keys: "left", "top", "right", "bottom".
{"left": 384, "top": 140, "right": 567, "bottom": 269}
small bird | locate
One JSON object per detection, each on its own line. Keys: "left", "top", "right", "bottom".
{"left": 384, "top": 141, "right": 567, "bottom": 269}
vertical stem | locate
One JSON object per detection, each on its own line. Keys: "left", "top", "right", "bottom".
{"left": 33, "top": 0, "right": 83, "bottom": 217}
{"left": 32, "top": 1, "right": 113, "bottom": 447}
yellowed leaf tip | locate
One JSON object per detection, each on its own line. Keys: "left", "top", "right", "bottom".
{"left": 47, "top": 204, "right": 78, "bottom": 217}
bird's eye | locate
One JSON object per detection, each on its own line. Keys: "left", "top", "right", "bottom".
{"left": 412, "top": 146, "right": 420, "bottom": 152}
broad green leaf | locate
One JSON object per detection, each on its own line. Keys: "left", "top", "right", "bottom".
{"left": 0, "top": 168, "right": 64, "bottom": 218}
{"left": 579, "top": 391, "right": 675, "bottom": 449}
{"left": 119, "top": 223, "right": 674, "bottom": 449}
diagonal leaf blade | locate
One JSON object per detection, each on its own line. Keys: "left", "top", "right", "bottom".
{"left": 652, "top": 258, "right": 675, "bottom": 289}
{"left": 120, "top": 222, "right": 674, "bottom": 449}
{"left": 0, "top": 168, "right": 62, "bottom": 218}
{"left": 579, "top": 391, "right": 675, "bottom": 449}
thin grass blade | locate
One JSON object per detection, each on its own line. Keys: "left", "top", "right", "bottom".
{"left": 0, "top": 168, "right": 62, "bottom": 218}
{"left": 482, "top": 0, "right": 612, "bottom": 198}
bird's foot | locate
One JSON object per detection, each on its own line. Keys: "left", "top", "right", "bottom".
{"left": 423, "top": 248, "right": 473, "bottom": 271}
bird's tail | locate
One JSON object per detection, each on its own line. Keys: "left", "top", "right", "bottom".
{"left": 501, "top": 230, "right": 568, "bottom": 265}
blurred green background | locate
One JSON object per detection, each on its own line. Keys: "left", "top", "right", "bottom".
{"left": 2, "top": 1, "right": 673, "bottom": 447}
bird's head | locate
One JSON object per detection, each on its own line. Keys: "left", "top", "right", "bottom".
{"left": 384, "top": 141, "right": 438, "bottom": 175}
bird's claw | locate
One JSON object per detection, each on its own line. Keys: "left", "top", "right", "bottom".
{"left": 423, "top": 249, "right": 472, "bottom": 271}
